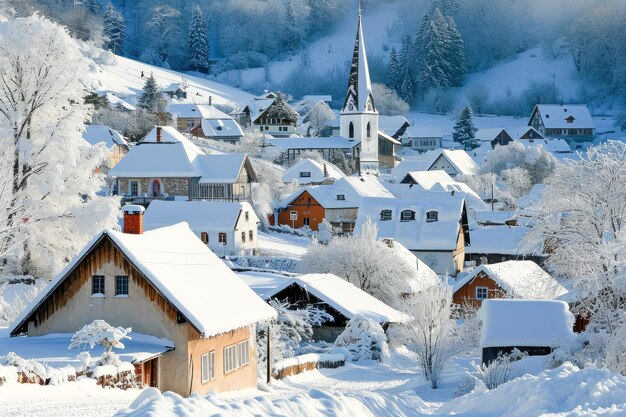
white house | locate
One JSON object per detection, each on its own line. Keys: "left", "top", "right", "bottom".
{"left": 394, "top": 170, "right": 485, "bottom": 209}
{"left": 82, "top": 124, "right": 130, "bottom": 169}
{"left": 392, "top": 149, "right": 479, "bottom": 180}
{"left": 167, "top": 102, "right": 244, "bottom": 140}
{"left": 281, "top": 158, "right": 346, "bottom": 185}
{"left": 143, "top": 200, "right": 259, "bottom": 256}
{"left": 355, "top": 193, "right": 470, "bottom": 275}
{"left": 528, "top": 104, "right": 594, "bottom": 138}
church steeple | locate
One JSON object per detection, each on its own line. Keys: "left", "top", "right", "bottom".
{"left": 341, "top": 2, "right": 376, "bottom": 115}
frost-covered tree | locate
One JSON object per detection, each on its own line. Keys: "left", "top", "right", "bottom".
{"left": 103, "top": 3, "right": 125, "bottom": 54}
{"left": 305, "top": 103, "right": 336, "bottom": 137}
{"left": 372, "top": 83, "right": 409, "bottom": 116}
{"left": 187, "top": 4, "right": 210, "bottom": 73}
{"left": 482, "top": 141, "right": 557, "bottom": 185}
{"left": 386, "top": 47, "right": 401, "bottom": 94}
{"left": 69, "top": 320, "right": 132, "bottom": 353}
{"left": 0, "top": 16, "right": 119, "bottom": 277}
{"left": 316, "top": 219, "right": 333, "bottom": 245}
{"left": 452, "top": 105, "right": 478, "bottom": 149}
{"left": 465, "top": 84, "right": 490, "bottom": 115}
{"left": 335, "top": 316, "right": 390, "bottom": 362}
{"left": 137, "top": 73, "right": 162, "bottom": 113}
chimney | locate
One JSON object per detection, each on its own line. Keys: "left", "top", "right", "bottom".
{"left": 122, "top": 204, "right": 145, "bottom": 234}
{"left": 156, "top": 126, "right": 162, "bottom": 143}
{"left": 209, "top": 96, "right": 212, "bottom": 106}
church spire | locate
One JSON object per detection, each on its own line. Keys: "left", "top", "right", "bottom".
{"left": 341, "top": 3, "right": 376, "bottom": 115}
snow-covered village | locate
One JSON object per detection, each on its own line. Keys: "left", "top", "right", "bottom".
{"left": 1, "top": 0, "right": 626, "bottom": 416}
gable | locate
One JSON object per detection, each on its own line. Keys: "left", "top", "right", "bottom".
{"left": 288, "top": 190, "right": 322, "bottom": 207}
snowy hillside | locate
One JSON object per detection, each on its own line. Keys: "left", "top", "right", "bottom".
{"left": 93, "top": 54, "right": 253, "bottom": 108}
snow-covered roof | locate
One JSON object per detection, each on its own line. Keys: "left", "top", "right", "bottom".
{"left": 238, "top": 271, "right": 412, "bottom": 324}
{"left": 162, "top": 82, "right": 186, "bottom": 93}
{"left": 194, "top": 153, "right": 253, "bottom": 183}
{"left": 378, "top": 116, "right": 409, "bottom": 137}
{"left": 517, "top": 184, "right": 546, "bottom": 211}
{"left": 83, "top": 124, "right": 128, "bottom": 149}
{"left": 282, "top": 158, "right": 346, "bottom": 185}
{"left": 391, "top": 158, "right": 433, "bottom": 180}
{"left": 404, "top": 125, "right": 442, "bottom": 138}
{"left": 266, "top": 137, "right": 360, "bottom": 151}
{"left": 474, "top": 128, "right": 508, "bottom": 142}
{"left": 282, "top": 176, "right": 393, "bottom": 209}
{"left": 166, "top": 103, "right": 233, "bottom": 120}
{"left": 506, "top": 126, "right": 544, "bottom": 140}
{"left": 231, "top": 97, "right": 275, "bottom": 123}
{"left": 197, "top": 117, "right": 244, "bottom": 139}
{"left": 398, "top": 170, "right": 483, "bottom": 205}
{"left": 532, "top": 104, "right": 594, "bottom": 130}
{"left": 355, "top": 193, "right": 466, "bottom": 251}
{"left": 454, "top": 260, "right": 567, "bottom": 299}
{"left": 144, "top": 200, "right": 258, "bottom": 231}
{"left": 517, "top": 138, "right": 571, "bottom": 153}
{"left": 10, "top": 223, "right": 276, "bottom": 338}
{"left": 478, "top": 299, "right": 576, "bottom": 348}
{"left": 464, "top": 226, "right": 539, "bottom": 256}
{"left": 104, "top": 92, "right": 136, "bottom": 111}
{"left": 430, "top": 149, "right": 480, "bottom": 176}
{"left": 472, "top": 210, "right": 517, "bottom": 226}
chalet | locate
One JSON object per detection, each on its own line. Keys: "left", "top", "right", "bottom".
{"left": 355, "top": 193, "right": 470, "bottom": 275}
{"left": 167, "top": 100, "right": 243, "bottom": 138}
{"left": 108, "top": 126, "right": 257, "bottom": 204}
{"left": 231, "top": 93, "right": 299, "bottom": 137}
{"left": 453, "top": 260, "right": 567, "bottom": 308}
{"left": 161, "top": 82, "right": 188, "bottom": 100}
{"left": 475, "top": 128, "right": 512, "bottom": 148}
{"left": 402, "top": 126, "right": 442, "bottom": 152}
{"left": 143, "top": 200, "right": 259, "bottom": 256}
{"left": 8, "top": 206, "right": 276, "bottom": 395}
{"left": 230, "top": 93, "right": 276, "bottom": 129}
{"left": 281, "top": 158, "right": 346, "bottom": 185}
{"left": 271, "top": 176, "right": 393, "bottom": 234}
{"left": 478, "top": 299, "right": 576, "bottom": 365}
{"left": 239, "top": 271, "right": 412, "bottom": 341}
{"left": 82, "top": 124, "right": 130, "bottom": 169}
{"left": 391, "top": 149, "right": 479, "bottom": 180}
{"left": 528, "top": 104, "right": 594, "bottom": 138}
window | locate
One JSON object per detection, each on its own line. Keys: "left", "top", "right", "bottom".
{"left": 475, "top": 287, "right": 488, "bottom": 300}
{"left": 92, "top": 275, "right": 105, "bottom": 295}
{"left": 209, "top": 351, "right": 215, "bottom": 380}
{"left": 115, "top": 275, "right": 128, "bottom": 296}
{"left": 426, "top": 211, "right": 438, "bottom": 222}
{"left": 307, "top": 197, "right": 312, "bottom": 204}
{"left": 201, "top": 353, "right": 209, "bottom": 383}
{"left": 299, "top": 171, "right": 311, "bottom": 178}
{"left": 400, "top": 210, "right": 416, "bottom": 221}
{"left": 348, "top": 122, "right": 354, "bottom": 139}
{"left": 219, "top": 233, "right": 227, "bottom": 244}
{"left": 241, "top": 231, "right": 246, "bottom": 242}
{"left": 200, "top": 232, "right": 209, "bottom": 244}
{"left": 129, "top": 181, "right": 139, "bottom": 197}
{"left": 224, "top": 344, "right": 237, "bottom": 373}
{"left": 249, "top": 230, "right": 254, "bottom": 241}
{"left": 336, "top": 194, "right": 345, "bottom": 200}
{"left": 303, "top": 217, "right": 310, "bottom": 226}
{"left": 245, "top": 211, "right": 249, "bottom": 221}
{"left": 380, "top": 209, "right": 392, "bottom": 221}
{"left": 238, "top": 340, "right": 250, "bottom": 367}
{"left": 366, "top": 122, "right": 371, "bottom": 138}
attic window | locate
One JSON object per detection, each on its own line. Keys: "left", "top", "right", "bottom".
{"left": 336, "top": 194, "right": 345, "bottom": 200}
{"left": 300, "top": 171, "right": 311, "bottom": 178}
{"left": 380, "top": 209, "right": 392, "bottom": 221}
{"left": 201, "top": 232, "right": 209, "bottom": 244}
{"left": 566, "top": 116, "right": 575, "bottom": 124}
{"left": 545, "top": 114, "right": 550, "bottom": 118}
{"left": 426, "top": 211, "right": 438, "bottom": 222}
{"left": 400, "top": 210, "right": 416, "bottom": 221}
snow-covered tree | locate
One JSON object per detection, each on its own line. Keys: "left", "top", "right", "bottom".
{"left": 137, "top": 73, "right": 162, "bottom": 113}
{"left": 306, "top": 103, "right": 336, "bottom": 137}
{"left": 0, "top": 16, "right": 119, "bottom": 277}
{"left": 316, "top": 219, "right": 333, "bottom": 245}
{"left": 187, "top": 4, "right": 210, "bottom": 73}
{"left": 452, "top": 105, "right": 478, "bottom": 149}
{"left": 465, "top": 84, "right": 489, "bottom": 115}
{"left": 69, "top": 320, "right": 132, "bottom": 353}
{"left": 335, "top": 316, "right": 390, "bottom": 362}
{"left": 103, "top": 3, "right": 125, "bottom": 54}
{"left": 482, "top": 141, "right": 557, "bottom": 185}
{"left": 386, "top": 47, "right": 402, "bottom": 94}
{"left": 372, "top": 83, "right": 409, "bottom": 116}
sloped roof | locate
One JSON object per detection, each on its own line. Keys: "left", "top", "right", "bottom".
{"left": 355, "top": 194, "right": 466, "bottom": 251}
{"left": 10, "top": 223, "right": 276, "bottom": 338}
{"left": 517, "top": 138, "right": 571, "bottom": 153}
{"left": 282, "top": 158, "right": 346, "bottom": 184}
{"left": 404, "top": 125, "right": 442, "bottom": 138}
{"left": 83, "top": 124, "right": 129, "bottom": 149}
{"left": 475, "top": 128, "right": 508, "bottom": 142}
{"left": 341, "top": 14, "right": 376, "bottom": 114}
{"left": 478, "top": 299, "right": 576, "bottom": 348}
{"left": 166, "top": 103, "right": 232, "bottom": 119}
{"left": 378, "top": 116, "right": 410, "bottom": 137}
{"left": 105, "top": 92, "right": 136, "bottom": 111}
{"left": 195, "top": 153, "right": 255, "bottom": 183}
{"left": 430, "top": 149, "right": 480, "bottom": 176}
{"left": 455, "top": 261, "right": 566, "bottom": 300}
{"left": 144, "top": 200, "right": 258, "bottom": 231}
{"left": 532, "top": 104, "right": 594, "bottom": 129}
{"left": 266, "top": 137, "right": 360, "bottom": 151}
{"left": 506, "top": 126, "right": 544, "bottom": 140}
{"left": 197, "top": 117, "right": 244, "bottom": 139}
{"left": 464, "top": 225, "right": 540, "bottom": 256}
{"left": 238, "top": 271, "right": 412, "bottom": 324}
{"left": 257, "top": 95, "right": 299, "bottom": 123}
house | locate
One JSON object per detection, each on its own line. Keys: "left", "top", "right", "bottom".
{"left": 452, "top": 260, "right": 567, "bottom": 308}
{"left": 392, "top": 149, "right": 479, "bottom": 180}
{"left": 475, "top": 128, "right": 512, "bottom": 148}
{"left": 399, "top": 170, "right": 483, "bottom": 203}
{"left": 378, "top": 116, "right": 410, "bottom": 139}
{"left": 108, "top": 126, "right": 257, "bottom": 204}
{"left": 103, "top": 92, "right": 137, "bottom": 112}
{"left": 8, "top": 206, "right": 276, "bottom": 395}
{"left": 238, "top": 271, "right": 412, "bottom": 341}
{"left": 161, "top": 82, "right": 188, "bottom": 100}
{"left": 250, "top": 94, "right": 299, "bottom": 137}
{"left": 528, "top": 104, "right": 594, "bottom": 138}
{"left": 271, "top": 176, "right": 394, "bottom": 234}
{"left": 402, "top": 126, "right": 442, "bottom": 152}
{"left": 478, "top": 299, "right": 576, "bottom": 365}
{"left": 82, "top": 124, "right": 130, "bottom": 169}
{"left": 294, "top": 96, "right": 336, "bottom": 135}
{"left": 267, "top": 137, "right": 360, "bottom": 166}
{"left": 143, "top": 200, "right": 259, "bottom": 256}
{"left": 464, "top": 225, "right": 544, "bottom": 265}
{"left": 230, "top": 93, "right": 276, "bottom": 129}
{"left": 167, "top": 100, "right": 242, "bottom": 138}
{"left": 281, "top": 158, "right": 346, "bottom": 185}
{"left": 354, "top": 193, "right": 470, "bottom": 275}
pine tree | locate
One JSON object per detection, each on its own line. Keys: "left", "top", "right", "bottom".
{"left": 285, "top": 0, "right": 301, "bottom": 52}
{"left": 386, "top": 48, "right": 401, "bottom": 94}
{"left": 414, "top": 9, "right": 454, "bottom": 94}
{"left": 444, "top": 15, "right": 465, "bottom": 86}
{"left": 103, "top": 3, "right": 125, "bottom": 54}
{"left": 400, "top": 67, "right": 416, "bottom": 105}
{"left": 138, "top": 74, "right": 161, "bottom": 113}
{"left": 188, "top": 5, "right": 210, "bottom": 73}
{"left": 452, "top": 105, "right": 478, "bottom": 150}
{"left": 398, "top": 34, "right": 413, "bottom": 74}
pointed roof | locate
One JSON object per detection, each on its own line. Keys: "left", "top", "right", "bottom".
{"left": 341, "top": 12, "right": 376, "bottom": 114}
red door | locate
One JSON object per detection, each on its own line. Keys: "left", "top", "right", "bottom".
{"left": 152, "top": 179, "right": 161, "bottom": 197}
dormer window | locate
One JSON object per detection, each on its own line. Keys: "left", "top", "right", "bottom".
{"left": 336, "top": 194, "right": 345, "bottom": 200}
{"left": 380, "top": 209, "right": 392, "bottom": 221}
{"left": 300, "top": 171, "right": 311, "bottom": 178}
{"left": 400, "top": 210, "right": 416, "bottom": 221}
{"left": 426, "top": 211, "right": 438, "bottom": 222}
{"left": 566, "top": 116, "right": 575, "bottom": 124}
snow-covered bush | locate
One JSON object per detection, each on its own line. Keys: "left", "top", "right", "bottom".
{"left": 0, "top": 352, "right": 47, "bottom": 384}
{"left": 470, "top": 349, "right": 527, "bottom": 390}
{"left": 334, "top": 316, "right": 389, "bottom": 362}
{"left": 69, "top": 320, "right": 131, "bottom": 352}
{"left": 316, "top": 219, "right": 333, "bottom": 245}
{"left": 605, "top": 313, "right": 626, "bottom": 375}
{"left": 481, "top": 141, "right": 557, "bottom": 185}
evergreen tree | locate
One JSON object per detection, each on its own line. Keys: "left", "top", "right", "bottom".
{"left": 400, "top": 67, "right": 416, "bottom": 105}
{"left": 452, "top": 105, "right": 478, "bottom": 150}
{"left": 414, "top": 9, "right": 455, "bottom": 94}
{"left": 386, "top": 48, "right": 401, "bottom": 94}
{"left": 138, "top": 74, "right": 162, "bottom": 113}
{"left": 86, "top": 0, "right": 101, "bottom": 15}
{"left": 188, "top": 4, "right": 210, "bottom": 73}
{"left": 103, "top": 3, "right": 125, "bottom": 54}
{"left": 285, "top": 1, "right": 301, "bottom": 52}
{"left": 444, "top": 15, "right": 466, "bottom": 86}
{"left": 398, "top": 34, "right": 413, "bottom": 74}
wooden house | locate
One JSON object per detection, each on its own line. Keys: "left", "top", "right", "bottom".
{"left": 8, "top": 206, "right": 276, "bottom": 395}
{"left": 82, "top": 124, "right": 130, "bottom": 170}
{"left": 254, "top": 94, "right": 299, "bottom": 137}
{"left": 528, "top": 104, "right": 594, "bottom": 138}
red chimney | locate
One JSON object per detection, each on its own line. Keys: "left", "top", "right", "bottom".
{"left": 156, "top": 126, "right": 162, "bottom": 143}
{"left": 122, "top": 204, "right": 145, "bottom": 234}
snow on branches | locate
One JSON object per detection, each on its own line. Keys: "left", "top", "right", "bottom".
{"left": 69, "top": 320, "right": 131, "bottom": 353}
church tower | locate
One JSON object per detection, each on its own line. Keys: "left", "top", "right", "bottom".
{"left": 340, "top": 4, "right": 379, "bottom": 175}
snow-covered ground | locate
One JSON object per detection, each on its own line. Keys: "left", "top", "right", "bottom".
{"left": 257, "top": 231, "right": 311, "bottom": 258}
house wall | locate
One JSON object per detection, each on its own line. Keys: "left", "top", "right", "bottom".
{"left": 109, "top": 145, "right": 128, "bottom": 168}
{"left": 411, "top": 250, "right": 456, "bottom": 276}
{"left": 118, "top": 177, "right": 189, "bottom": 198}
{"left": 405, "top": 137, "right": 441, "bottom": 152}
{"left": 176, "top": 116, "right": 202, "bottom": 133}
{"left": 429, "top": 155, "right": 458, "bottom": 176}
{"left": 275, "top": 191, "right": 326, "bottom": 230}
{"left": 452, "top": 271, "right": 505, "bottom": 308}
